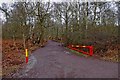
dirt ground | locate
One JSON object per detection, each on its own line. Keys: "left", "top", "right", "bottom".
{"left": 2, "top": 39, "right": 43, "bottom": 77}
{"left": 12, "top": 40, "right": 118, "bottom": 78}
{"left": 2, "top": 39, "right": 119, "bottom": 78}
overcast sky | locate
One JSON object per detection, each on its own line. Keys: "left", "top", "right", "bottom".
{"left": 0, "top": 0, "right": 119, "bottom": 7}
{"left": 0, "top": 0, "right": 119, "bottom": 22}
{"left": 0, "top": 0, "right": 119, "bottom": 4}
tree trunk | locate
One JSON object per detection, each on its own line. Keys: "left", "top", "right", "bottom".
{"left": 23, "top": 33, "right": 26, "bottom": 49}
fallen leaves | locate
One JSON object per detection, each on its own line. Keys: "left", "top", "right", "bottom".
{"left": 2, "top": 39, "right": 25, "bottom": 77}
{"left": 94, "top": 42, "right": 119, "bottom": 62}
{"left": 2, "top": 39, "right": 47, "bottom": 77}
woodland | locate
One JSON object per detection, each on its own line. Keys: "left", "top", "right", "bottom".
{"left": 0, "top": 1, "right": 119, "bottom": 77}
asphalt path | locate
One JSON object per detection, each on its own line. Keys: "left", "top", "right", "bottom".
{"left": 13, "top": 40, "right": 118, "bottom": 78}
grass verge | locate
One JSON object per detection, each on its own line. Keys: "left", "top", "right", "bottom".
{"left": 65, "top": 47, "right": 89, "bottom": 57}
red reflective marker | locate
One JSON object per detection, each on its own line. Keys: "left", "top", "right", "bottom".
{"left": 25, "top": 49, "right": 28, "bottom": 63}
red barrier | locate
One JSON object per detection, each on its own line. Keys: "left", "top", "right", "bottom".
{"left": 67, "top": 45, "right": 93, "bottom": 56}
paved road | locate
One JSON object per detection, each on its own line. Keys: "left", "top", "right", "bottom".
{"left": 13, "top": 40, "right": 118, "bottom": 78}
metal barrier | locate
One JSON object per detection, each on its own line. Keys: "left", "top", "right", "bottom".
{"left": 67, "top": 45, "right": 93, "bottom": 56}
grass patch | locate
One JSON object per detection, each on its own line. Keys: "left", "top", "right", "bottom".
{"left": 65, "top": 47, "right": 89, "bottom": 57}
